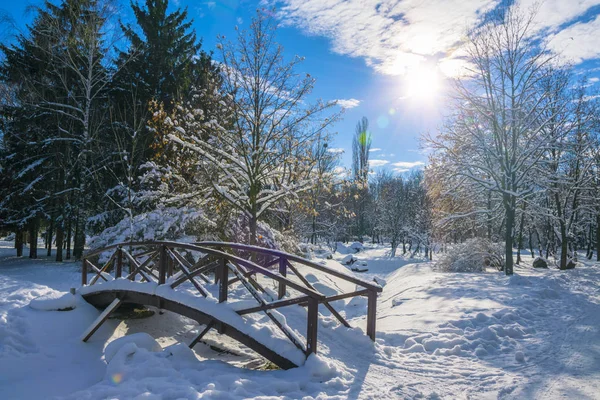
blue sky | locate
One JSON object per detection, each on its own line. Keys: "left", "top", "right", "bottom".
{"left": 2, "top": 0, "right": 600, "bottom": 174}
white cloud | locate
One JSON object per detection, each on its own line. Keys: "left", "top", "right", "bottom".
{"left": 269, "top": 0, "right": 600, "bottom": 77}
{"left": 546, "top": 14, "right": 600, "bottom": 64}
{"left": 517, "top": 0, "right": 600, "bottom": 32}
{"left": 391, "top": 161, "right": 425, "bottom": 169}
{"left": 393, "top": 167, "right": 410, "bottom": 173}
{"left": 327, "top": 147, "right": 345, "bottom": 154}
{"left": 369, "top": 148, "right": 382, "bottom": 152}
{"left": 369, "top": 159, "right": 389, "bottom": 167}
{"left": 590, "top": 77, "right": 600, "bottom": 83}
{"left": 335, "top": 98, "right": 361, "bottom": 109}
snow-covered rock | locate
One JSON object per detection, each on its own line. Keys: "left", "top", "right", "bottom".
{"left": 350, "top": 242, "right": 364, "bottom": 252}
{"left": 532, "top": 257, "right": 548, "bottom": 268}
{"left": 340, "top": 254, "right": 356, "bottom": 265}
{"left": 104, "top": 333, "right": 162, "bottom": 363}
{"left": 335, "top": 242, "right": 351, "bottom": 254}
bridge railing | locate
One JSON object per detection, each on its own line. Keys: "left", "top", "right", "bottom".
{"left": 82, "top": 241, "right": 382, "bottom": 358}
{"left": 196, "top": 241, "right": 383, "bottom": 341}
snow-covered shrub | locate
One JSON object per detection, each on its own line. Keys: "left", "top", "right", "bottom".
{"left": 88, "top": 206, "right": 207, "bottom": 249}
{"left": 435, "top": 238, "right": 504, "bottom": 273}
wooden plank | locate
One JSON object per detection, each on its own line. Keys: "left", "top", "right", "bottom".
{"left": 197, "top": 241, "right": 382, "bottom": 292}
{"left": 81, "top": 298, "right": 123, "bottom": 342}
{"left": 124, "top": 250, "right": 158, "bottom": 282}
{"left": 159, "top": 245, "right": 167, "bottom": 284}
{"left": 115, "top": 248, "right": 122, "bottom": 278}
{"left": 278, "top": 257, "right": 286, "bottom": 299}
{"left": 167, "top": 249, "right": 209, "bottom": 297}
{"left": 168, "top": 250, "right": 212, "bottom": 284}
{"left": 170, "top": 260, "right": 218, "bottom": 288}
{"left": 218, "top": 257, "right": 228, "bottom": 303}
{"left": 189, "top": 321, "right": 215, "bottom": 348}
{"left": 306, "top": 297, "right": 318, "bottom": 355}
{"left": 286, "top": 261, "right": 351, "bottom": 328}
{"left": 228, "top": 261, "right": 307, "bottom": 353}
{"left": 236, "top": 296, "right": 310, "bottom": 315}
{"left": 85, "top": 260, "right": 109, "bottom": 283}
{"left": 322, "top": 289, "right": 369, "bottom": 303}
{"left": 367, "top": 289, "right": 377, "bottom": 341}
{"left": 89, "top": 251, "right": 118, "bottom": 286}
{"left": 82, "top": 258, "right": 88, "bottom": 286}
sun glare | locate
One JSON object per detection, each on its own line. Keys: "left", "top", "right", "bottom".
{"left": 403, "top": 65, "right": 441, "bottom": 102}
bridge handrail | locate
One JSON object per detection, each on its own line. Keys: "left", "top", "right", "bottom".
{"left": 83, "top": 241, "right": 325, "bottom": 300}
{"left": 196, "top": 241, "right": 383, "bottom": 293}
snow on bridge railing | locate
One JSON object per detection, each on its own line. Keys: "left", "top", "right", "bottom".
{"left": 81, "top": 240, "right": 382, "bottom": 362}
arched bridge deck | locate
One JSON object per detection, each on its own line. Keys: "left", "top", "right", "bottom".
{"left": 79, "top": 241, "right": 382, "bottom": 369}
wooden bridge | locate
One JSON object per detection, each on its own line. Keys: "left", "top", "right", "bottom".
{"left": 79, "top": 241, "right": 382, "bottom": 369}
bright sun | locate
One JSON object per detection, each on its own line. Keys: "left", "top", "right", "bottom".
{"left": 403, "top": 65, "right": 441, "bottom": 101}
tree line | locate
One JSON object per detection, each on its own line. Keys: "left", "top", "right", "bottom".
{"left": 1, "top": 0, "right": 434, "bottom": 261}
{"left": 2, "top": 1, "right": 595, "bottom": 274}
{"left": 426, "top": 5, "right": 600, "bottom": 274}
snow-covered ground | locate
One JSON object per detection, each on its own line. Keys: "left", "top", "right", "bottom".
{"left": 1, "top": 240, "right": 599, "bottom": 399}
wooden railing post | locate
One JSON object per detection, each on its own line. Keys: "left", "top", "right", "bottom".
{"left": 167, "top": 252, "right": 174, "bottom": 278}
{"left": 366, "top": 289, "right": 377, "bottom": 341}
{"left": 158, "top": 245, "right": 167, "bottom": 285}
{"left": 129, "top": 248, "right": 135, "bottom": 281}
{"left": 306, "top": 297, "right": 318, "bottom": 355}
{"left": 115, "top": 247, "right": 122, "bottom": 278}
{"left": 218, "top": 257, "right": 228, "bottom": 303}
{"left": 278, "top": 257, "right": 287, "bottom": 299}
{"left": 82, "top": 258, "right": 88, "bottom": 286}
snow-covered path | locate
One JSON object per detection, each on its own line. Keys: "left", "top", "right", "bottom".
{"left": 1, "top": 241, "right": 599, "bottom": 399}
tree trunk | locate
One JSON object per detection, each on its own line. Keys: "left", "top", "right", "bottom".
{"left": 73, "top": 209, "right": 85, "bottom": 260}
{"left": 487, "top": 191, "right": 492, "bottom": 240}
{"left": 597, "top": 213, "right": 600, "bottom": 262}
{"left": 586, "top": 222, "right": 593, "bottom": 260}
{"left": 391, "top": 237, "right": 397, "bottom": 258}
{"left": 66, "top": 219, "right": 72, "bottom": 260}
{"left": 55, "top": 223, "right": 64, "bottom": 262}
{"left": 528, "top": 228, "right": 534, "bottom": 259}
{"left": 249, "top": 214, "right": 257, "bottom": 246}
{"left": 516, "top": 208, "right": 525, "bottom": 265}
{"left": 558, "top": 220, "right": 568, "bottom": 270}
{"left": 28, "top": 218, "right": 38, "bottom": 259}
{"left": 47, "top": 217, "right": 54, "bottom": 257}
{"left": 503, "top": 195, "right": 515, "bottom": 275}
{"left": 15, "top": 228, "right": 23, "bottom": 257}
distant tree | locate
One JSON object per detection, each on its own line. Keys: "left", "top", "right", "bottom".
{"left": 352, "top": 117, "right": 371, "bottom": 182}
{"left": 351, "top": 117, "right": 371, "bottom": 240}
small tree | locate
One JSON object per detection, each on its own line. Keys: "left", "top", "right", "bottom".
{"left": 166, "top": 11, "right": 338, "bottom": 245}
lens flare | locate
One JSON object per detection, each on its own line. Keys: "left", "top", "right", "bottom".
{"left": 111, "top": 373, "right": 123, "bottom": 385}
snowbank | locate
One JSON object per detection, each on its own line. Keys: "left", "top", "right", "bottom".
{"left": 104, "top": 333, "right": 162, "bottom": 363}
{"left": 29, "top": 292, "right": 77, "bottom": 311}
